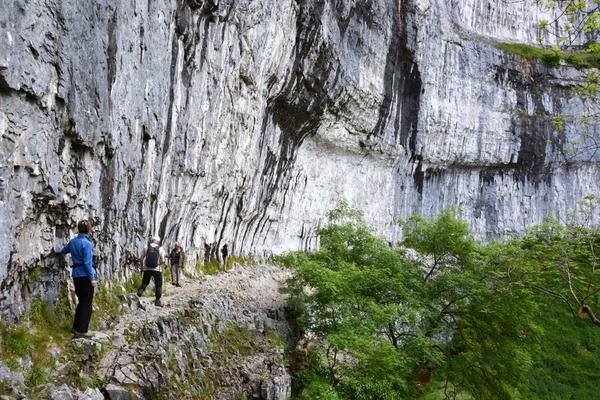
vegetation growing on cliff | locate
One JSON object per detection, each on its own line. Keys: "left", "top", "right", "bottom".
{"left": 496, "top": 41, "right": 600, "bottom": 68}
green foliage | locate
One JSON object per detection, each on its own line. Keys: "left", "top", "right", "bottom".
{"left": 292, "top": 353, "right": 342, "bottom": 400}
{"left": 400, "top": 209, "right": 540, "bottom": 400}
{"left": 92, "top": 274, "right": 145, "bottom": 330}
{"left": 197, "top": 259, "right": 223, "bottom": 275}
{"left": 496, "top": 42, "right": 600, "bottom": 69}
{"left": 91, "top": 284, "right": 122, "bottom": 330}
{"left": 495, "top": 43, "right": 547, "bottom": 60}
{"left": 534, "top": 1, "right": 600, "bottom": 49}
{"left": 279, "top": 201, "right": 422, "bottom": 398}
{"left": 296, "top": 377, "right": 341, "bottom": 400}
{"left": 541, "top": 52, "right": 562, "bottom": 67}
{"left": 281, "top": 202, "right": 540, "bottom": 400}
{"left": 91, "top": 377, "right": 106, "bottom": 389}
{"left": 193, "top": 254, "right": 254, "bottom": 276}
{"left": 551, "top": 114, "right": 566, "bottom": 132}
{"left": 527, "top": 296, "right": 600, "bottom": 399}
{"left": 229, "top": 255, "right": 251, "bottom": 267}
{"left": 2, "top": 325, "right": 38, "bottom": 357}
{"left": 1, "top": 292, "right": 74, "bottom": 379}
{"left": 0, "top": 275, "right": 132, "bottom": 393}
{"left": 29, "top": 267, "right": 41, "bottom": 283}
{"left": 124, "top": 273, "right": 143, "bottom": 293}
{"left": 529, "top": 1, "right": 600, "bottom": 165}
{"left": 0, "top": 322, "right": 55, "bottom": 388}
{"left": 510, "top": 196, "right": 600, "bottom": 327}
{"left": 25, "top": 366, "right": 49, "bottom": 387}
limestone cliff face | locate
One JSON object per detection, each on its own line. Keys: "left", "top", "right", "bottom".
{"left": 0, "top": 0, "right": 598, "bottom": 322}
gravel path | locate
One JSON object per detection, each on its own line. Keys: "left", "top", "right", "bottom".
{"left": 110, "top": 263, "right": 291, "bottom": 333}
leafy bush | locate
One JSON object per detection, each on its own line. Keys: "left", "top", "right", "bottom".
{"left": 280, "top": 202, "right": 539, "bottom": 399}
{"left": 541, "top": 52, "right": 561, "bottom": 67}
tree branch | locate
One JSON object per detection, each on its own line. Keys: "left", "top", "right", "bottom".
{"left": 582, "top": 304, "right": 600, "bottom": 327}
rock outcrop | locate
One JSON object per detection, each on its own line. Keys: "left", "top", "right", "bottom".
{"left": 1, "top": 0, "right": 599, "bottom": 322}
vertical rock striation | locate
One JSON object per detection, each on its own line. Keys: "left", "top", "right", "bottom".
{"left": 397, "top": 0, "right": 600, "bottom": 239}
{"left": 0, "top": 0, "right": 599, "bottom": 322}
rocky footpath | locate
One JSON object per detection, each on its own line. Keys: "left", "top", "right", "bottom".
{"left": 0, "top": 264, "right": 294, "bottom": 400}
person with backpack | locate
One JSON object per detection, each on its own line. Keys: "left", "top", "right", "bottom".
{"left": 137, "top": 235, "right": 166, "bottom": 307}
{"left": 221, "top": 241, "right": 230, "bottom": 271}
{"left": 61, "top": 220, "right": 96, "bottom": 338}
{"left": 169, "top": 242, "right": 185, "bottom": 287}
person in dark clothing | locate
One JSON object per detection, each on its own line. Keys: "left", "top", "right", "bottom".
{"left": 61, "top": 220, "right": 96, "bottom": 339}
{"left": 137, "top": 235, "right": 166, "bottom": 307}
{"left": 221, "top": 242, "right": 230, "bottom": 271}
{"left": 169, "top": 242, "right": 185, "bottom": 287}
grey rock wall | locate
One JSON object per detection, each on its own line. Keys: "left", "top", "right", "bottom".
{"left": 1, "top": 0, "right": 599, "bottom": 322}
{"left": 397, "top": 0, "right": 600, "bottom": 240}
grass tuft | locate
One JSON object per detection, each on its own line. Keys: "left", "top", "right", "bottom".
{"left": 496, "top": 42, "right": 600, "bottom": 69}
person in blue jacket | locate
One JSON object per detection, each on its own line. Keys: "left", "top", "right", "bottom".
{"left": 61, "top": 220, "right": 97, "bottom": 338}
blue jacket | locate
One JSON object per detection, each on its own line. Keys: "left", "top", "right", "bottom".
{"left": 61, "top": 234, "right": 95, "bottom": 280}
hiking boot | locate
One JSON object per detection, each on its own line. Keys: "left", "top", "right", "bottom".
{"left": 136, "top": 288, "right": 143, "bottom": 297}
{"left": 176, "top": 283, "right": 181, "bottom": 287}
{"left": 155, "top": 299, "right": 164, "bottom": 307}
{"left": 73, "top": 331, "right": 94, "bottom": 339}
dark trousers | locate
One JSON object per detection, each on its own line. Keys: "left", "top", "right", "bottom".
{"left": 73, "top": 277, "right": 94, "bottom": 333}
{"left": 139, "top": 271, "right": 163, "bottom": 299}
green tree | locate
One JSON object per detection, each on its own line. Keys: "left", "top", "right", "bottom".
{"left": 400, "top": 209, "right": 540, "bottom": 399}
{"left": 515, "top": 195, "right": 600, "bottom": 327}
{"left": 280, "top": 201, "right": 423, "bottom": 399}
{"left": 279, "top": 203, "right": 540, "bottom": 399}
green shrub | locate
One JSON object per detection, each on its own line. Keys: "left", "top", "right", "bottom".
{"left": 497, "top": 41, "right": 600, "bottom": 69}
{"left": 281, "top": 202, "right": 539, "bottom": 400}
{"left": 541, "top": 52, "right": 561, "bottom": 67}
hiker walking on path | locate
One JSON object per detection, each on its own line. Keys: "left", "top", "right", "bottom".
{"left": 221, "top": 242, "right": 230, "bottom": 271}
{"left": 169, "top": 242, "right": 185, "bottom": 287}
{"left": 61, "top": 219, "right": 96, "bottom": 338}
{"left": 137, "top": 235, "right": 166, "bottom": 307}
